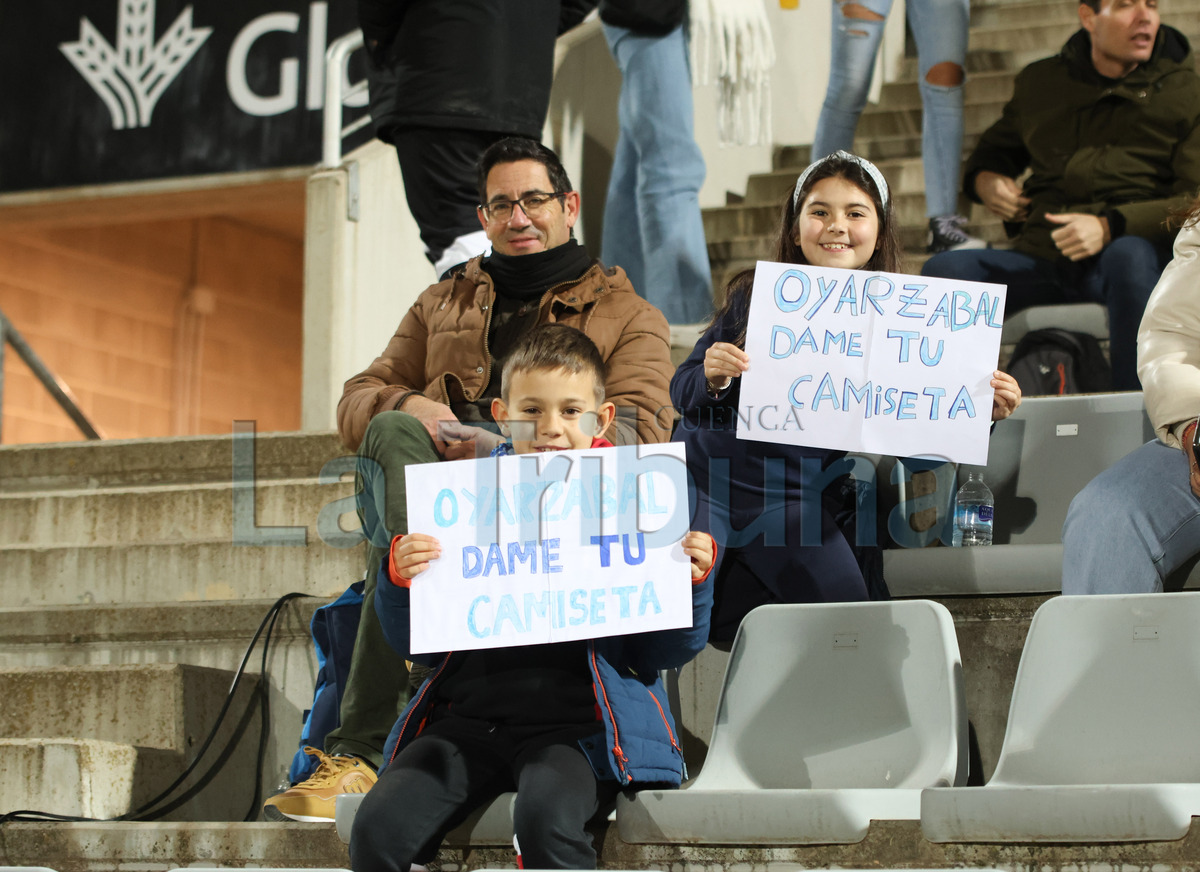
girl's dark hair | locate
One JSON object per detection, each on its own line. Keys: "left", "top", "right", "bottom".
{"left": 708, "top": 152, "right": 903, "bottom": 347}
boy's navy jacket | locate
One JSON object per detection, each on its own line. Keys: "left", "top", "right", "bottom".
{"left": 374, "top": 539, "right": 714, "bottom": 786}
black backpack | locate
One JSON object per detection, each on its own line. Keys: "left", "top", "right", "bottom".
{"left": 1005, "top": 327, "right": 1112, "bottom": 396}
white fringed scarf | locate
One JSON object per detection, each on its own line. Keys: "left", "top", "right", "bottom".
{"left": 689, "top": 0, "right": 776, "bottom": 147}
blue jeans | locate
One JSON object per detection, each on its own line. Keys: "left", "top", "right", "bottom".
{"left": 812, "top": 0, "right": 968, "bottom": 218}
{"left": 601, "top": 22, "right": 713, "bottom": 325}
{"left": 921, "top": 238, "right": 1173, "bottom": 390}
{"left": 1062, "top": 439, "right": 1200, "bottom": 594}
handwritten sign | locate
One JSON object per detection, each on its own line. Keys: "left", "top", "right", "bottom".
{"left": 736, "top": 262, "right": 1006, "bottom": 465}
{"left": 403, "top": 444, "right": 693, "bottom": 654}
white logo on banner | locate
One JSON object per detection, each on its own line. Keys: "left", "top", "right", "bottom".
{"left": 60, "top": 0, "right": 212, "bottom": 130}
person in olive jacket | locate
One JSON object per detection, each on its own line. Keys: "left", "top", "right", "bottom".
{"left": 922, "top": 0, "right": 1200, "bottom": 391}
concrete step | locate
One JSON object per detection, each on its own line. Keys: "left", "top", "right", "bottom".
{"left": 745, "top": 157, "right": 926, "bottom": 206}
{"left": 703, "top": 197, "right": 1004, "bottom": 245}
{"left": 6, "top": 811, "right": 1200, "bottom": 872}
{"left": 774, "top": 131, "right": 985, "bottom": 169}
{"left": 0, "top": 822, "right": 350, "bottom": 870}
{"left": 0, "top": 664, "right": 262, "bottom": 820}
{"left": 970, "top": 0, "right": 1085, "bottom": 28}
{"left": 0, "top": 598, "right": 333, "bottom": 815}
{"left": 855, "top": 99, "right": 1008, "bottom": 141}
{"left": 708, "top": 236, "right": 773, "bottom": 264}
{"left": 0, "top": 663, "right": 249, "bottom": 751}
{"left": 0, "top": 477, "right": 359, "bottom": 548}
{"left": 893, "top": 47, "right": 1016, "bottom": 81}
{"left": 868, "top": 69, "right": 1017, "bottom": 113}
{"left": 967, "top": 21, "right": 1077, "bottom": 54}
{"left": 0, "top": 738, "right": 179, "bottom": 820}
{"left": 0, "top": 431, "right": 345, "bottom": 493}
{"left": 0, "top": 538, "right": 359, "bottom": 607}
{"left": 971, "top": 0, "right": 1200, "bottom": 29}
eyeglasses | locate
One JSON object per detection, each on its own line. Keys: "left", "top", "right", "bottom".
{"left": 478, "top": 192, "right": 568, "bottom": 223}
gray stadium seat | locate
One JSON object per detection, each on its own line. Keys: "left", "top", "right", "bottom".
{"left": 922, "top": 592, "right": 1200, "bottom": 842}
{"left": 1000, "top": 302, "right": 1108, "bottom": 344}
{"left": 617, "top": 600, "right": 967, "bottom": 845}
{"left": 883, "top": 391, "right": 1152, "bottom": 596}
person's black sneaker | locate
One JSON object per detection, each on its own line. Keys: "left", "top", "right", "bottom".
{"left": 927, "top": 214, "right": 989, "bottom": 254}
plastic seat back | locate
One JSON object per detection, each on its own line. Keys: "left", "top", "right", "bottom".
{"left": 992, "top": 592, "right": 1200, "bottom": 786}
{"left": 694, "top": 600, "right": 967, "bottom": 790}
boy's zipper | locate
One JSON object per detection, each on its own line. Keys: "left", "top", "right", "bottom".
{"left": 645, "top": 684, "right": 681, "bottom": 755}
{"left": 590, "top": 646, "right": 630, "bottom": 783}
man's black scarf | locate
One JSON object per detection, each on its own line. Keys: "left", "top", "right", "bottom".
{"left": 484, "top": 239, "right": 593, "bottom": 302}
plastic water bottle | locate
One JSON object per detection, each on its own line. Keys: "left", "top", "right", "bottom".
{"left": 955, "top": 472, "right": 994, "bottom": 546}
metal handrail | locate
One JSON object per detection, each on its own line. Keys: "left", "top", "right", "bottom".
{"left": 0, "top": 310, "right": 104, "bottom": 442}
{"left": 322, "top": 31, "right": 370, "bottom": 168}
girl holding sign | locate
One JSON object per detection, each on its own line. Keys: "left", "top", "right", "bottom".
{"left": 672, "top": 151, "right": 1021, "bottom": 640}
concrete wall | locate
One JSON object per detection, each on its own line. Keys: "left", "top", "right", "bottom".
{"left": 301, "top": 142, "right": 434, "bottom": 432}
{"left": 0, "top": 212, "right": 303, "bottom": 445}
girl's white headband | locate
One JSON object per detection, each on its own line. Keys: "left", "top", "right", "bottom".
{"left": 792, "top": 150, "right": 890, "bottom": 213}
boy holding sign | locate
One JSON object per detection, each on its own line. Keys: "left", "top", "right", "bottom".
{"left": 350, "top": 325, "right": 715, "bottom": 872}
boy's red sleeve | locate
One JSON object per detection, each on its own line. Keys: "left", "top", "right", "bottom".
{"left": 693, "top": 533, "right": 717, "bottom": 585}
{"left": 387, "top": 535, "right": 412, "bottom": 588}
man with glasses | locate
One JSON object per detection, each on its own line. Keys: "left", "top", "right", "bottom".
{"left": 263, "top": 137, "right": 674, "bottom": 823}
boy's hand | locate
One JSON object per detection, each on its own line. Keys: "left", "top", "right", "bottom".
{"left": 683, "top": 531, "right": 715, "bottom": 580}
{"left": 388, "top": 533, "right": 442, "bottom": 585}
{"left": 703, "top": 342, "right": 750, "bottom": 394}
{"left": 990, "top": 370, "right": 1022, "bottom": 422}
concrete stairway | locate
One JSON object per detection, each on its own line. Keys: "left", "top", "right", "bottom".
{"left": 703, "top": 0, "right": 1200, "bottom": 296}
{"left": 0, "top": 664, "right": 260, "bottom": 820}
{"left": 0, "top": 431, "right": 362, "bottom": 822}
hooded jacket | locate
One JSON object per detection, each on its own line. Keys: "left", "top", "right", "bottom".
{"left": 373, "top": 541, "right": 715, "bottom": 786}
{"left": 1137, "top": 218, "right": 1200, "bottom": 446}
{"left": 964, "top": 25, "right": 1200, "bottom": 263}
{"left": 337, "top": 257, "right": 674, "bottom": 451}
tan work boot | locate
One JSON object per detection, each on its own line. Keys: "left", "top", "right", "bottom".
{"left": 262, "top": 747, "right": 377, "bottom": 822}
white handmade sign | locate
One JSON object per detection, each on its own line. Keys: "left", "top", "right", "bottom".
{"left": 404, "top": 443, "right": 693, "bottom": 654}
{"left": 736, "top": 262, "right": 1006, "bottom": 465}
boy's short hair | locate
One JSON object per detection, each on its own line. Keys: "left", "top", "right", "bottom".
{"left": 501, "top": 324, "right": 607, "bottom": 404}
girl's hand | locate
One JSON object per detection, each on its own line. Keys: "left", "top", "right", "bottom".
{"left": 990, "top": 370, "right": 1022, "bottom": 421}
{"left": 389, "top": 533, "right": 442, "bottom": 584}
{"left": 703, "top": 342, "right": 750, "bottom": 393}
{"left": 683, "top": 531, "right": 715, "bottom": 580}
